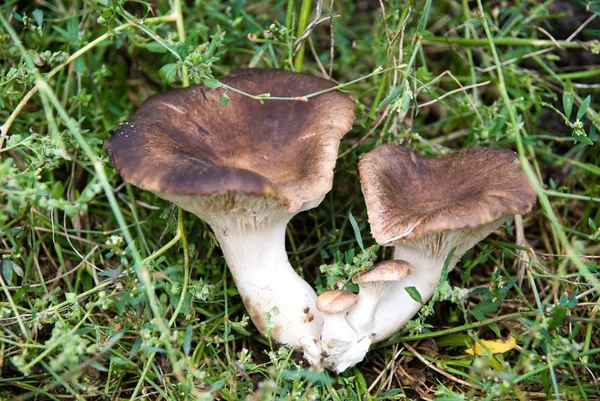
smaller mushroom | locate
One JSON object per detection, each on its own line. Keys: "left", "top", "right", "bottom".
{"left": 324, "top": 145, "right": 536, "bottom": 371}
{"left": 316, "top": 290, "right": 369, "bottom": 371}
{"left": 359, "top": 146, "right": 536, "bottom": 343}
{"left": 347, "top": 260, "right": 413, "bottom": 336}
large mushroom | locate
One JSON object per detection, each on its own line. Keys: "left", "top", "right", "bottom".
{"left": 326, "top": 145, "right": 536, "bottom": 370}
{"left": 104, "top": 69, "right": 354, "bottom": 363}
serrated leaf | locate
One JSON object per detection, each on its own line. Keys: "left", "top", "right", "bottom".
{"left": 563, "top": 80, "right": 574, "bottom": 120}
{"left": 465, "top": 336, "right": 516, "bottom": 355}
{"left": 159, "top": 63, "right": 179, "bottom": 83}
{"left": 405, "top": 286, "right": 423, "bottom": 304}
{"left": 577, "top": 95, "right": 591, "bottom": 121}
{"left": 348, "top": 211, "right": 364, "bottom": 251}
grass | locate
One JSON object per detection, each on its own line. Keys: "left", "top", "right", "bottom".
{"left": 1, "top": 0, "right": 600, "bottom": 400}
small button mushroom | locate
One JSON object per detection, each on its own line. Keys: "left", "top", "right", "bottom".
{"left": 104, "top": 68, "right": 355, "bottom": 365}
{"left": 316, "top": 290, "right": 369, "bottom": 372}
{"left": 327, "top": 145, "right": 536, "bottom": 371}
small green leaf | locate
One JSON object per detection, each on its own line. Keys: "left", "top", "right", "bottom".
{"left": 175, "top": 42, "right": 189, "bottom": 59}
{"left": 184, "top": 325, "right": 193, "bottom": 356}
{"left": 159, "top": 63, "right": 179, "bottom": 83}
{"left": 74, "top": 57, "right": 87, "bottom": 74}
{"left": 116, "top": 291, "right": 129, "bottom": 315}
{"left": 405, "top": 286, "right": 423, "bottom": 304}
{"left": 563, "top": 80, "right": 574, "bottom": 120}
{"left": 12, "top": 12, "right": 23, "bottom": 22}
{"left": 489, "top": 322, "right": 501, "bottom": 337}
{"left": 32, "top": 9, "right": 44, "bottom": 27}
{"left": 2, "top": 259, "right": 14, "bottom": 286}
{"left": 65, "top": 292, "right": 77, "bottom": 303}
{"left": 348, "top": 211, "right": 364, "bottom": 251}
{"left": 568, "top": 292, "right": 579, "bottom": 309}
{"left": 203, "top": 78, "right": 220, "bottom": 88}
{"left": 577, "top": 95, "right": 592, "bottom": 121}
{"left": 145, "top": 42, "right": 167, "bottom": 53}
{"left": 548, "top": 305, "right": 567, "bottom": 331}
{"left": 220, "top": 92, "right": 230, "bottom": 107}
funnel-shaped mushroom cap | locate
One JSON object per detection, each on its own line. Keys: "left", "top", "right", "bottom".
{"left": 359, "top": 145, "right": 536, "bottom": 244}
{"left": 316, "top": 291, "right": 358, "bottom": 314}
{"left": 352, "top": 260, "right": 413, "bottom": 284}
{"left": 104, "top": 69, "right": 354, "bottom": 212}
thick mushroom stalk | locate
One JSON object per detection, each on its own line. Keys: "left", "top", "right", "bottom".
{"left": 327, "top": 145, "right": 536, "bottom": 371}
{"left": 104, "top": 69, "right": 355, "bottom": 364}
{"left": 368, "top": 219, "right": 505, "bottom": 342}
{"left": 164, "top": 194, "right": 325, "bottom": 361}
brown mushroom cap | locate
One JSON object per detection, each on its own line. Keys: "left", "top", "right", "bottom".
{"left": 316, "top": 290, "right": 358, "bottom": 314}
{"left": 352, "top": 260, "right": 413, "bottom": 284}
{"left": 104, "top": 69, "right": 354, "bottom": 212}
{"left": 359, "top": 145, "right": 536, "bottom": 244}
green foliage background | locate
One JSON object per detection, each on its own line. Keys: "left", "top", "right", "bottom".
{"left": 1, "top": 0, "right": 600, "bottom": 399}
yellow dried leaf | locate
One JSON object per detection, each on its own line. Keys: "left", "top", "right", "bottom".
{"left": 465, "top": 336, "right": 517, "bottom": 356}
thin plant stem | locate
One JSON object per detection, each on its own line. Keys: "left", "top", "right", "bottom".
{"left": 294, "top": 0, "right": 312, "bottom": 71}
{"left": 173, "top": 0, "right": 190, "bottom": 87}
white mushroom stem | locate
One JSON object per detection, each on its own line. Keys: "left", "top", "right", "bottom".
{"left": 368, "top": 219, "right": 507, "bottom": 343}
{"left": 367, "top": 248, "right": 454, "bottom": 342}
{"left": 213, "top": 217, "right": 323, "bottom": 349}
{"left": 161, "top": 194, "right": 325, "bottom": 364}
{"left": 346, "top": 281, "right": 396, "bottom": 336}
{"left": 321, "top": 312, "right": 357, "bottom": 354}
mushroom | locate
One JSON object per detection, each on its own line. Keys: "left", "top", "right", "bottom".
{"left": 357, "top": 145, "right": 536, "bottom": 342}
{"left": 316, "top": 290, "right": 369, "bottom": 372}
{"left": 347, "top": 260, "right": 413, "bottom": 335}
{"left": 323, "top": 145, "right": 536, "bottom": 371}
{"left": 104, "top": 68, "right": 355, "bottom": 363}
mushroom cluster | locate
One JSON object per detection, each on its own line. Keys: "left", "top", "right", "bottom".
{"left": 104, "top": 68, "right": 536, "bottom": 372}
{"left": 322, "top": 145, "right": 537, "bottom": 371}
